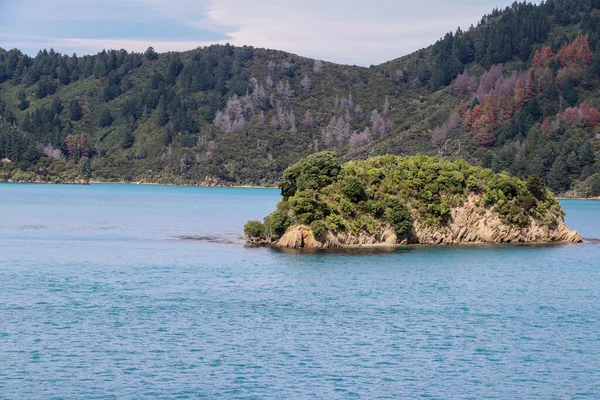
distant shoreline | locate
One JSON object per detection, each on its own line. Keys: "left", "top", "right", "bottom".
{"left": 557, "top": 197, "right": 600, "bottom": 201}
{"left": 1, "top": 179, "right": 275, "bottom": 189}
{"left": 88, "top": 180, "right": 275, "bottom": 189}
{"left": 3, "top": 179, "right": 600, "bottom": 197}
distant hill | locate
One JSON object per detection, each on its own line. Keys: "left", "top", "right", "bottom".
{"left": 1, "top": 0, "right": 600, "bottom": 196}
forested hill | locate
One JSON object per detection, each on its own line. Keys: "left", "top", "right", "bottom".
{"left": 1, "top": 0, "right": 600, "bottom": 196}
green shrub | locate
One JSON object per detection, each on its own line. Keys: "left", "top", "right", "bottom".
{"left": 426, "top": 202, "right": 451, "bottom": 225}
{"left": 526, "top": 175, "right": 546, "bottom": 199}
{"left": 244, "top": 220, "right": 265, "bottom": 239}
{"left": 384, "top": 198, "right": 413, "bottom": 235}
{"left": 342, "top": 176, "right": 365, "bottom": 203}
{"left": 466, "top": 175, "right": 481, "bottom": 192}
{"left": 289, "top": 190, "right": 327, "bottom": 224}
{"left": 339, "top": 197, "right": 356, "bottom": 217}
{"left": 367, "top": 200, "right": 384, "bottom": 217}
{"left": 264, "top": 210, "right": 291, "bottom": 238}
{"left": 276, "top": 200, "right": 290, "bottom": 212}
{"left": 326, "top": 214, "right": 346, "bottom": 233}
{"left": 310, "top": 220, "right": 327, "bottom": 237}
{"left": 279, "top": 151, "right": 341, "bottom": 199}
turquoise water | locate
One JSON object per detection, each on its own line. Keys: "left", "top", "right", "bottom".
{"left": 1, "top": 183, "right": 599, "bottom": 399}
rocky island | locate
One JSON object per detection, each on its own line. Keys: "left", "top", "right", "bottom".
{"left": 244, "top": 152, "right": 582, "bottom": 249}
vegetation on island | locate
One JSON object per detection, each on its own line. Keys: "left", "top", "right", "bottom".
{"left": 1, "top": 0, "right": 600, "bottom": 195}
{"left": 244, "top": 151, "right": 564, "bottom": 243}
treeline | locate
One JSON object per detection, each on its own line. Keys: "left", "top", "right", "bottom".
{"left": 0, "top": 47, "right": 144, "bottom": 89}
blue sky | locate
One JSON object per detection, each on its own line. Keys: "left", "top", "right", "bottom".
{"left": 0, "top": 0, "right": 540, "bottom": 65}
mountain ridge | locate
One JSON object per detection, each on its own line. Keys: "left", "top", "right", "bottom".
{"left": 1, "top": 0, "right": 600, "bottom": 196}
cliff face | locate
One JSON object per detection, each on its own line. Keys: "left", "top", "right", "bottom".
{"left": 275, "top": 196, "right": 582, "bottom": 249}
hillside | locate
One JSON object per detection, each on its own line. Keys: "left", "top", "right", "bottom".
{"left": 243, "top": 152, "right": 582, "bottom": 248}
{"left": 1, "top": 0, "right": 600, "bottom": 194}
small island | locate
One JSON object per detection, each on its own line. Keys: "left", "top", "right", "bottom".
{"left": 244, "top": 152, "right": 582, "bottom": 249}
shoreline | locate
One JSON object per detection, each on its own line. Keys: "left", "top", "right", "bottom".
{"left": 1, "top": 179, "right": 274, "bottom": 189}
{"left": 2, "top": 179, "right": 599, "bottom": 197}
{"left": 88, "top": 180, "right": 275, "bottom": 189}
{"left": 557, "top": 197, "right": 600, "bottom": 201}
{"left": 259, "top": 238, "right": 589, "bottom": 251}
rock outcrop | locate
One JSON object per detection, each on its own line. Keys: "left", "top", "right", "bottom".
{"left": 275, "top": 196, "right": 582, "bottom": 249}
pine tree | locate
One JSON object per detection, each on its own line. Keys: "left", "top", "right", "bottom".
{"left": 79, "top": 156, "right": 92, "bottom": 180}
{"left": 69, "top": 99, "right": 83, "bottom": 121}
{"left": 547, "top": 156, "right": 569, "bottom": 193}
{"left": 144, "top": 47, "right": 158, "bottom": 61}
{"left": 17, "top": 90, "right": 29, "bottom": 111}
{"left": 120, "top": 129, "right": 135, "bottom": 149}
{"left": 98, "top": 108, "right": 113, "bottom": 127}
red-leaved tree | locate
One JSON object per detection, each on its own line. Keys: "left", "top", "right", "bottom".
{"left": 556, "top": 35, "right": 592, "bottom": 67}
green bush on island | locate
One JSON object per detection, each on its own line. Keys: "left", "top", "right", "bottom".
{"left": 342, "top": 176, "right": 365, "bottom": 203}
{"left": 384, "top": 198, "right": 413, "bottom": 235}
{"left": 310, "top": 220, "right": 327, "bottom": 237}
{"left": 243, "top": 220, "right": 265, "bottom": 240}
{"left": 280, "top": 152, "right": 342, "bottom": 199}
{"left": 264, "top": 209, "right": 292, "bottom": 239}
{"left": 246, "top": 152, "right": 565, "bottom": 242}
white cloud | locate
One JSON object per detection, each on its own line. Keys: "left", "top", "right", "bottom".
{"left": 182, "top": 0, "right": 523, "bottom": 65}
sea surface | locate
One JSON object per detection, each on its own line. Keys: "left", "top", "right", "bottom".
{"left": 0, "top": 183, "right": 599, "bottom": 399}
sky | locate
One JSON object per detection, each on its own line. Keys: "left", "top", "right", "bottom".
{"left": 0, "top": 0, "right": 540, "bottom": 66}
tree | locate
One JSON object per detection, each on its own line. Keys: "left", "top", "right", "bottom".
{"left": 276, "top": 80, "right": 294, "bottom": 101}
{"left": 526, "top": 175, "right": 546, "bottom": 199}
{"left": 302, "top": 110, "right": 314, "bottom": 127}
{"left": 98, "top": 108, "right": 113, "bottom": 127}
{"left": 430, "top": 68, "right": 445, "bottom": 90}
{"left": 313, "top": 60, "right": 324, "bottom": 75}
{"left": 323, "top": 115, "right": 350, "bottom": 146}
{"left": 280, "top": 151, "right": 341, "bottom": 199}
{"left": 43, "top": 145, "right": 64, "bottom": 159}
{"left": 342, "top": 176, "right": 365, "bottom": 203}
{"left": 69, "top": 99, "right": 83, "bottom": 121}
{"left": 17, "top": 90, "right": 29, "bottom": 111}
{"left": 214, "top": 95, "right": 246, "bottom": 133}
{"left": 244, "top": 220, "right": 265, "bottom": 240}
{"left": 120, "top": 129, "right": 135, "bottom": 149}
{"left": 57, "top": 66, "right": 70, "bottom": 85}
{"left": 79, "top": 156, "right": 92, "bottom": 180}
{"left": 144, "top": 47, "right": 158, "bottom": 61}
{"left": 547, "top": 157, "right": 569, "bottom": 193}
{"left": 370, "top": 110, "right": 393, "bottom": 137}
{"left": 65, "top": 134, "right": 90, "bottom": 163}
{"left": 300, "top": 74, "right": 311, "bottom": 92}
{"left": 592, "top": 50, "right": 600, "bottom": 76}
{"left": 556, "top": 35, "right": 592, "bottom": 67}
{"left": 385, "top": 198, "right": 413, "bottom": 235}
{"left": 264, "top": 210, "right": 291, "bottom": 238}
{"left": 532, "top": 47, "right": 554, "bottom": 67}
{"left": 578, "top": 141, "right": 596, "bottom": 166}
{"left": 453, "top": 70, "right": 477, "bottom": 96}
{"left": 51, "top": 97, "right": 63, "bottom": 115}
{"left": 35, "top": 77, "right": 57, "bottom": 98}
